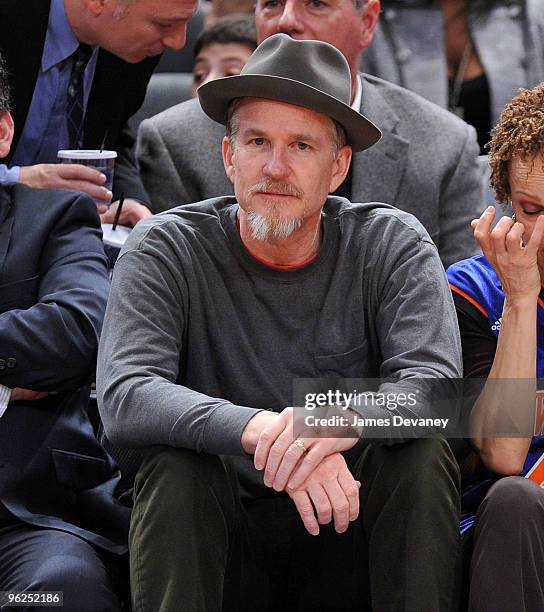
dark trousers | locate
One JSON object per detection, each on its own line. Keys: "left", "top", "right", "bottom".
{"left": 0, "top": 513, "right": 125, "bottom": 611}
{"left": 130, "top": 438, "right": 461, "bottom": 612}
{"left": 468, "top": 476, "right": 544, "bottom": 612}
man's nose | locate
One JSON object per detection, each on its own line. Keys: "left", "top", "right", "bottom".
{"left": 263, "top": 147, "right": 291, "bottom": 178}
{"left": 200, "top": 68, "right": 222, "bottom": 89}
{"left": 162, "top": 23, "right": 188, "bottom": 51}
{"left": 277, "top": 0, "right": 305, "bottom": 34}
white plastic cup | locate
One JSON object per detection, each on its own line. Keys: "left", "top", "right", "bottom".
{"left": 101, "top": 223, "right": 131, "bottom": 249}
{"left": 57, "top": 149, "right": 117, "bottom": 206}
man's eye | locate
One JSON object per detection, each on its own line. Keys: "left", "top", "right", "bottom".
{"left": 252, "top": 138, "right": 266, "bottom": 146}
{"left": 309, "top": 0, "right": 326, "bottom": 8}
{"left": 296, "top": 142, "right": 310, "bottom": 150}
{"left": 522, "top": 208, "right": 542, "bottom": 216}
{"left": 262, "top": 0, "right": 281, "bottom": 8}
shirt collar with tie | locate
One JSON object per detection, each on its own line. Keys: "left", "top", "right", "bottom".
{"left": 42, "top": 0, "right": 85, "bottom": 73}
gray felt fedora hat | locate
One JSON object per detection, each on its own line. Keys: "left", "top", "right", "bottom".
{"left": 197, "top": 33, "right": 381, "bottom": 152}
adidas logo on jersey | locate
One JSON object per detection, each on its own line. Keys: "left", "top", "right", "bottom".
{"left": 491, "top": 318, "right": 502, "bottom": 331}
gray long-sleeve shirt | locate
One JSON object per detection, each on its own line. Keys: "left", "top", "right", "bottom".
{"left": 97, "top": 197, "right": 462, "bottom": 459}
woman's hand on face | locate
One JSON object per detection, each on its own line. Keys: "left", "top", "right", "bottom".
{"left": 471, "top": 206, "right": 544, "bottom": 302}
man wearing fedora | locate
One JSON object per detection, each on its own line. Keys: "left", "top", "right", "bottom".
{"left": 98, "top": 35, "right": 462, "bottom": 611}
{"left": 137, "top": 0, "right": 482, "bottom": 269}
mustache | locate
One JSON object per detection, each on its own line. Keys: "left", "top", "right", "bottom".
{"left": 248, "top": 179, "right": 303, "bottom": 199}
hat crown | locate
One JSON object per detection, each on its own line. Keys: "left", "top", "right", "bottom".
{"left": 240, "top": 34, "right": 352, "bottom": 105}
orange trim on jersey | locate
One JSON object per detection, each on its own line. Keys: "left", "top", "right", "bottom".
{"left": 538, "top": 296, "right": 544, "bottom": 311}
{"left": 449, "top": 284, "right": 489, "bottom": 319}
{"left": 526, "top": 453, "right": 544, "bottom": 487}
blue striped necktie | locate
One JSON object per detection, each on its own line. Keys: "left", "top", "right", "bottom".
{"left": 66, "top": 44, "right": 92, "bottom": 149}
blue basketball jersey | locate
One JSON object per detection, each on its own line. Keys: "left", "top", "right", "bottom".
{"left": 447, "top": 255, "right": 544, "bottom": 533}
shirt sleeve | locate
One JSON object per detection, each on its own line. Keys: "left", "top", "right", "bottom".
{"left": 0, "top": 165, "right": 20, "bottom": 183}
{"left": 0, "top": 192, "right": 110, "bottom": 391}
{"left": 96, "top": 221, "right": 260, "bottom": 455}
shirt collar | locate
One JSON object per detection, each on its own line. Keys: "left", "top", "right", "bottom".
{"left": 42, "top": 0, "right": 80, "bottom": 72}
{"left": 351, "top": 74, "right": 362, "bottom": 112}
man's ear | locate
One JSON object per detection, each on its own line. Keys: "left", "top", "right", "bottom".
{"left": 329, "top": 145, "right": 352, "bottom": 193}
{"left": 0, "top": 112, "right": 14, "bottom": 160}
{"left": 84, "top": 0, "right": 107, "bottom": 18}
{"left": 222, "top": 136, "right": 236, "bottom": 184}
{"left": 360, "top": 0, "right": 380, "bottom": 50}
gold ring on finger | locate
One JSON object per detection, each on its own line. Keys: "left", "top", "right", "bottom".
{"left": 293, "top": 439, "right": 307, "bottom": 453}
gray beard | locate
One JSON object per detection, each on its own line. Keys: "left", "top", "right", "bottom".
{"left": 247, "top": 211, "right": 302, "bottom": 241}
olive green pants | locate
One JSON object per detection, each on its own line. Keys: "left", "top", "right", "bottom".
{"left": 130, "top": 438, "right": 461, "bottom": 612}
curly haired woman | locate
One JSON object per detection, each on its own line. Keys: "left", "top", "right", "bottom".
{"left": 447, "top": 82, "right": 544, "bottom": 611}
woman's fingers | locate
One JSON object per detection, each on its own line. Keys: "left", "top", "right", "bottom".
{"left": 525, "top": 214, "right": 544, "bottom": 256}
{"left": 472, "top": 206, "right": 497, "bottom": 252}
{"left": 504, "top": 220, "right": 525, "bottom": 252}
{"left": 490, "top": 214, "right": 515, "bottom": 258}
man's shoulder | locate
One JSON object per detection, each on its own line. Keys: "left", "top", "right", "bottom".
{"left": 332, "top": 197, "right": 430, "bottom": 240}
{"left": 327, "top": 198, "right": 434, "bottom": 244}
{"left": 0, "top": 0, "right": 49, "bottom": 30}
{"left": 361, "top": 73, "right": 471, "bottom": 134}
{"left": 140, "top": 97, "right": 222, "bottom": 139}
{"left": 123, "top": 196, "right": 236, "bottom": 251}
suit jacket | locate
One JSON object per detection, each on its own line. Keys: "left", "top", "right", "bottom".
{"left": 0, "top": 0, "right": 159, "bottom": 204}
{"left": 137, "top": 74, "right": 482, "bottom": 268}
{"left": 362, "top": 0, "right": 544, "bottom": 127}
{"left": 0, "top": 183, "right": 129, "bottom": 554}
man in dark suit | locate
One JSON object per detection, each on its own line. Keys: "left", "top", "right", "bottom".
{"left": 0, "top": 0, "right": 196, "bottom": 227}
{"left": 0, "top": 56, "right": 128, "bottom": 611}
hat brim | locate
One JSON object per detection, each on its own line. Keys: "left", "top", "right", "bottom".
{"left": 198, "top": 74, "right": 381, "bottom": 152}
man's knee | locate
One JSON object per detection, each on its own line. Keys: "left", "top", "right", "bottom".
{"left": 479, "top": 476, "right": 544, "bottom": 522}
{"left": 29, "top": 551, "right": 120, "bottom": 611}
{"left": 132, "top": 446, "right": 237, "bottom": 533}
{"left": 404, "top": 438, "right": 459, "bottom": 482}
{"left": 134, "top": 446, "right": 226, "bottom": 498}
{"left": 360, "top": 438, "right": 460, "bottom": 493}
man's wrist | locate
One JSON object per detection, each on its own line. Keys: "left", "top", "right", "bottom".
{"left": 241, "top": 410, "right": 277, "bottom": 454}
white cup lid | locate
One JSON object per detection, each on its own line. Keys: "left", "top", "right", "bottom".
{"left": 58, "top": 149, "right": 117, "bottom": 160}
{"left": 101, "top": 223, "right": 131, "bottom": 248}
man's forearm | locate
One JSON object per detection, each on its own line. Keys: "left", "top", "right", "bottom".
{"left": 241, "top": 410, "right": 277, "bottom": 454}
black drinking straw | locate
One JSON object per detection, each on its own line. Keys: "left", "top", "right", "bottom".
{"left": 99, "top": 129, "right": 109, "bottom": 154}
{"left": 112, "top": 193, "right": 124, "bottom": 231}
